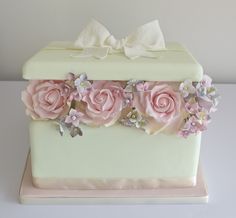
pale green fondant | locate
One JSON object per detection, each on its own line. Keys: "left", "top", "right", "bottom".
{"left": 30, "top": 120, "right": 201, "bottom": 180}
{"left": 23, "top": 41, "right": 203, "bottom": 81}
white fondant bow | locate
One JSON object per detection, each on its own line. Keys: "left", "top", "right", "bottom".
{"left": 74, "top": 19, "right": 166, "bottom": 60}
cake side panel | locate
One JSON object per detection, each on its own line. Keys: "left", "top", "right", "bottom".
{"left": 30, "top": 120, "right": 201, "bottom": 189}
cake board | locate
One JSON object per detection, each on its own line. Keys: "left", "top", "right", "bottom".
{"left": 19, "top": 153, "right": 208, "bottom": 204}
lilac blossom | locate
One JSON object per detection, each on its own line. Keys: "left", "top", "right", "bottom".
{"left": 65, "top": 109, "right": 83, "bottom": 127}
{"left": 74, "top": 73, "right": 92, "bottom": 94}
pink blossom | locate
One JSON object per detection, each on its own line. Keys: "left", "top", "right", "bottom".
{"left": 133, "top": 82, "right": 181, "bottom": 123}
{"left": 80, "top": 81, "right": 124, "bottom": 126}
{"left": 178, "top": 129, "right": 191, "bottom": 138}
{"left": 197, "top": 96, "right": 215, "bottom": 112}
{"left": 65, "top": 109, "right": 83, "bottom": 127}
{"left": 185, "top": 116, "right": 207, "bottom": 134}
{"left": 185, "top": 98, "right": 200, "bottom": 114}
{"left": 198, "top": 75, "right": 212, "bottom": 88}
{"left": 21, "top": 80, "right": 71, "bottom": 119}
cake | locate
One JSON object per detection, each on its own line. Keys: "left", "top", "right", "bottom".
{"left": 21, "top": 19, "right": 219, "bottom": 190}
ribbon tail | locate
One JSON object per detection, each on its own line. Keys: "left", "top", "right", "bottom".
{"left": 70, "top": 47, "right": 110, "bottom": 59}
{"left": 124, "top": 46, "right": 157, "bottom": 60}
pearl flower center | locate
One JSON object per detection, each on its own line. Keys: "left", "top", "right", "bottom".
{"left": 71, "top": 115, "right": 77, "bottom": 121}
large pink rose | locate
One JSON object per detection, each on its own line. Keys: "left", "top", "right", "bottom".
{"left": 133, "top": 82, "right": 181, "bottom": 123}
{"left": 21, "top": 80, "right": 71, "bottom": 119}
{"left": 80, "top": 81, "right": 124, "bottom": 126}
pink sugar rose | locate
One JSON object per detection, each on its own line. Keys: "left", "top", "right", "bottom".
{"left": 133, "top": 82, "right": 181, "bottom": 123}
{"left": 21, "top": 80, "right": 71, "bottom": 119}
{"left": 80, "top": 81, "right": 124, "bottom": 126}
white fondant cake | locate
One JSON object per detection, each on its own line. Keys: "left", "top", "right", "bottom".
{"left": 21, "top": 20, "right": 219, "bottom": 191}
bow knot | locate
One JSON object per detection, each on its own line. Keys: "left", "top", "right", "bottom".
{"left": 74, "top": 19, "right": 166, "bottom": 60}
{"left": 106, "top": 35, "right": 127, "bottom": 50}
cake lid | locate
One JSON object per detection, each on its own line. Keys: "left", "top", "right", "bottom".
{"left": 22, "top": 41, "right": 202, "bottom": 81}
{"left": 22, "top": 20, "right": 203, "bottom": 81}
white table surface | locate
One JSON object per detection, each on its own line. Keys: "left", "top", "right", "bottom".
{"left": 0, "top": 82, "right": 235, "bottom": 218}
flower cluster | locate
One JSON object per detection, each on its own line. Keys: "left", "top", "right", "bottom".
{"left": 178, "top": 75, "right": 219, "bottom": 137}
{"left": 21, "top": 73, "right": 219, "bottom": 138}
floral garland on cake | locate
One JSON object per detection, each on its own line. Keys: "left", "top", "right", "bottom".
{"left": 21, "top": 73, "right": 219, "bottom": 138}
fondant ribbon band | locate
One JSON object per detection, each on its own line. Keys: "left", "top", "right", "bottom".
{"left": 73, "top": 19, "right": 166, "bottom": 59}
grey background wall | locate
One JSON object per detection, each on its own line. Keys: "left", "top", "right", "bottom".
{"left": 0, "top": 0, "right": 235, "bottom": 82}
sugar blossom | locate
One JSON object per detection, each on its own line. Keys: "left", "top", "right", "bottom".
{"left": 179, "top": 75, "right": 219, "bottom": 137}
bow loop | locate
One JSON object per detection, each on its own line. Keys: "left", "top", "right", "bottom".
{"left": 74, "top": 19, "right": 110, "bottom": 48}
{"left": 74, "top": 19, "right": 166, "bottom": 59}
{"left": 125, "top": 20, "right": 165, "bottom": 51}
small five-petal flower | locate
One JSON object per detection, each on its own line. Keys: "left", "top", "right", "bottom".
{"left": 65, "top": 109, "right": 83, "bottom": 127}
{"left": 74, "top": 73, "right": 92, "bottom": 94}
{"left": 179, "top": 79, "right": 196, "bottom": 98}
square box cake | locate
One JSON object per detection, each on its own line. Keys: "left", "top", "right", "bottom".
{"left": 21, "top": 20, "right": 218, "bottom": 190}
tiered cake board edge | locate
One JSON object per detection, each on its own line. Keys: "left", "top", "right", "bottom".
{"left": 19, "top": 152, "right": 208, "bottom": 204}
